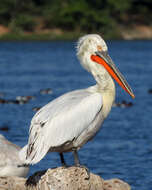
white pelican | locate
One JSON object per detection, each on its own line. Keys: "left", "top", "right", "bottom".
{"left": 0, "top": 134, "right": 29, "bottom": 177}
{"left": 20, "top": 34, "right": 134, "bottom": 167}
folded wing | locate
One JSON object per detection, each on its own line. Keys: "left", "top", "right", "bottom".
{"left": 20, "top": 88, "right": 103, "bottom": 164}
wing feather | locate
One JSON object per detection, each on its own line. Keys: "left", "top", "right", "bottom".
{"left": 22, "top": 88, "right": 103, "bottom": 164}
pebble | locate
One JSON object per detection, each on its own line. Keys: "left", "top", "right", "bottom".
{"left": 32, "top": 107, "right": 41, "bottom": 112}
{"left": 0, "top": 125, "right": 9, "bottom": 132}
{"left": 113, "top": 100, "right": 133, "bottom": 108}
{"left": 0, "top": 95, "right": 35, "bottom": 105}
{"left": 16, "top": 95, "right": 35, "bottom": 104}
{"left": 148, "top": 89, "right": 152, "bottom": 94}
{"left": 40, "top": 88, "right": 52, "bottom": 95}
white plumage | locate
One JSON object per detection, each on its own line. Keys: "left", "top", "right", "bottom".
{"left": 20, "top": 34, "right": 134, "bottom": 166}
{"left": 0, "top": 134, "right": 29, "bottom": 177}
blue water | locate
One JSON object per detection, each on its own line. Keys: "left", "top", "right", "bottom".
{"left": 0, "top": 40, "right": 152, "bottom": 190}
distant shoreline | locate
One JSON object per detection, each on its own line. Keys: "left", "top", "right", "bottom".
{"left": 0, "top": 32, "right": 83, "bottom": 41}
{"left": 0, "top": 24, "right": 152, "bottom": 41}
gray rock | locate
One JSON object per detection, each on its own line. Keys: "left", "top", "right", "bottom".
{"left": 0, "top": 176, "right": 26, "bottom": 190}
{"left": 26, "top": 167, "right": 130, "bottom": 190}
{"left": 103, "top": 179, "right": 130, "bottom": 190}
{"left": 0, "top": 167, "right": 131, "bottom": 190}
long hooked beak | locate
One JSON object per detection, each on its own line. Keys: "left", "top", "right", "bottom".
{"left": 91, "top": 51, "right": 135, "bottom": 99}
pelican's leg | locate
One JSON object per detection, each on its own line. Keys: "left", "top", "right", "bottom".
{"left": 73, "top": 150, "right": 90, "bottom": 178}
{"left": 59, "top": 153, "right": 67, "bottom": 167}
{"left": 73, "top": 149, "right": 80, "bottom": 166}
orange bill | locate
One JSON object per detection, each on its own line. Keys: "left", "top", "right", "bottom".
{"left": 91, "top": 52, "right": 135, "bottom": 99}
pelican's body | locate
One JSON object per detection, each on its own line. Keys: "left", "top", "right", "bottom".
{"left": 20, "top": 34, "right": 134, "bottom": 166}
{"left": 0, "top": 134, "right": 29, "bottom": 177}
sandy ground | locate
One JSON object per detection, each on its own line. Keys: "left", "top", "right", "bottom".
{"left": 0, "top": 25, "right": 9, "bottom": 35}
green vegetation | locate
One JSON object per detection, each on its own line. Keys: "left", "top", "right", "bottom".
{"left": 0, "top": 31, "right": 84, "bottom": 41}
{"left": 0, "top": 0, "right": 151, "bottom": 40}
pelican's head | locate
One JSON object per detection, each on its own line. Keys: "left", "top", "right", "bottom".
{"left": 77, "top": 34, "right": 135, "bottom": 99}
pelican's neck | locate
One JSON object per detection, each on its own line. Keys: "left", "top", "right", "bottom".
{"left": 90, "top": 68, "right": 116, "bottom": 117}
{"left": 91, "top": 66, "right": 115, "bottom": 91}
{"left": 78, "top": 53, "right": 115, "bottom": 107}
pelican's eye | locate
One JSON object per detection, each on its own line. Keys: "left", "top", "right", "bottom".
{"left": 97, "top": 45, "right": 102, "bottom": 51}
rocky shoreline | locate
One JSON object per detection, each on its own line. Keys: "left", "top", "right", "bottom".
{"left": 0, "top": 167, "right": 131, "bottom": 190}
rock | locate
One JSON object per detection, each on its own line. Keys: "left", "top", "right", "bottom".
{"left": 148, "top": 89, "right": 152, "bottom": 94}
{"left": 113, "top": 101, "right": 133, "bottom": 108}
{"left": 32, "top": 107, "right": 41, "bottom": 112}
{"left": 0, "top": 167, "right": 131, "bottom": 190}
{"left": 0, "top": 125, "right": 9, "bottom": 131}
{"left": 103, "top": 179, "right": 130, "bottom": 190}
{"left": 0, "top": 176, "right": 26, "bottom": 190}
{"left": 40, "top": 88, "right": 53, "bottom": 95}
{"left": 26, "top": 167, "right": 131, "bottom": 190}
{"left": 16, "top": 96, "right": 35, "bottom": 104}
{"left": 0, "top": 98, "right": 7, "bottom": 104}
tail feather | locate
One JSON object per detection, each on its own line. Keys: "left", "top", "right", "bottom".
{"left": 19, "top": 145, "right": 30, "bottom": 164}
{"left": 19, "top": 143, "right": 48, "bottom": 165}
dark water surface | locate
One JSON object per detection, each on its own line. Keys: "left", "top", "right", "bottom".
{"left": 0, "top": 40, "right": 152, "bottom": 190}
